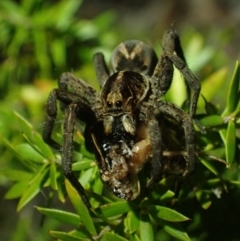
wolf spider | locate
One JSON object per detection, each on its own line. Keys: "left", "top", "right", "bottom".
{"left": 43, "top": 29, "right": 200, "bottom": 209}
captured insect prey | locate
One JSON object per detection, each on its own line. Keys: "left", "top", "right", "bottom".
{"left": 43, "top": 28, "right": 200, "bottom": 209}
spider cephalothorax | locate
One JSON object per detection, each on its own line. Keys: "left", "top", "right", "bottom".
{"left": 43, "top": 29, "right": 200, "bottom": 209}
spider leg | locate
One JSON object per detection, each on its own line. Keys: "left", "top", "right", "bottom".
{"left": 152, "top": 29, "right": 200, "bottom": 117}
{"left": 166, "top": 53, "right": 201, "bottom": 118}
{"left": 93, "top": 52, "right": 110, "bottom": 87}
{"left": 152, "top": 29, "right": 183, "bottom": 96}
{"left": 58, "top": 72, "right": 97, "bottom": 111}
{"left": 139, "top": 103, "right": 163, "bottom": 188}
{"left": 147, "top": 118, "right": 163, "bottom": 188}
{"left": 43, "top": 88, "right": 95, "bottom": 150}
{"left": 62, "top": 103, "right": 91, "bottom": 209}
{"left": 42, "top": 89, "right": 62, "bottom": 150}
{"left": 155, "top": 101, "right": 196, "bottom": 194}
{"left": 162, "top": 29, "right": 187, "bottom": 63}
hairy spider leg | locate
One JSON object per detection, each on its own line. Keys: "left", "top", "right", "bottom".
{"left": 146, "top": 118, "right": 163, "bottom": 188}
{"left": 43, "top": 89, "right": 95, "bottom": 209}
{"left": 62, "top": 103, "right": 91, "bottom": 209}
{"left": 43, "top": 73, "right": 97, "bottom": 209}
{"left": 43, "top": 89, "right": 62, "bottom": 150}
{"left": 152, "top": 29, "right": 201, "bottom": 117}
{"left": 93, "top": 53, "right": 110, "bottom": 87}
{"left": 154, "top": 101, "right": 196, "bottom": 194}
{"left": 166, "top": 53, "right": 201, "bottom": 118}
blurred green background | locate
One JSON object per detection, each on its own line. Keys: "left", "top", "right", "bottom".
{"left": 0, "top": 0, "right": 240, "bottom": 241}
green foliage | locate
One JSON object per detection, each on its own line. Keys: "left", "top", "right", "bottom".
{"left": 1, "top": 1, "right": 240, "bottom": 241}
{"left": 0, "top": 0, "right": 116, "bottom": 97}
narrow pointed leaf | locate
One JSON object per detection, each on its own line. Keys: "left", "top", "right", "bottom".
{"left": 139, "top": 213, "right": 154, "bottom": 241}
{"left": 199, "top": 67, "right": 228, "bottom": 109}
{"left": 65, "top": 179, "right": 97, "bottom": 236}
{"left": 52, "top": 0, "right": 82, "bottom": 30}
{"left": 225, "top": 120, "right": 236, "bottom": 167}
{"left": 149, "top": 205, "right": 189, "bottom": 222}
{"left": 49, "top": 231, "right": 87, "bottom": 241}
{"left": 162, "top": 222, "right": 191, "bottom": 241}
{"left": 50, "top": 39, "right": 66, "bottom": 68}
{"left": 5, "top": 182, "right": 29, "bottom": 199}
{"left": 225, "top": 61, "right": 240, "bottom": 116}
{"left": 1, "top": 137, "right": 33, "bottom": 170}
{"left": 15, "top": 143, "right": 45, "bottom": 163}
{"left": 50, "top": 162, "right": 58, "bottom": 190}
{"left": 101, "top": 232, "right": 128, "bottom": 241}
{"left": 91, "top": 174, "right": 103, "bottom": 196}
{"left": 58, "top": 178, "right": 67, "bottom": 203}
{"left": 129, "top": 233, "right": 140, "bottom": 241}
{"left": 36, "top": 207, "right": 81, "bottom": 226}
{"left": 195, "top": 190, "right": 212, "bottom": 209}
{"left": 219, "top": 129, "right": 227, "bottom": 145}
{"left": 14, "top": 111, "right": 55, "bottom": 160}
{"left": 199, "top": 115, "right": 223, "bottom": 127}
{"left": 17, "top": 164, "right": 48, "bottom": 211}
{"left": 2, "top": 170, "right": 33, "bottom": 182}
{"left": 126, "top": 210, "right": 139, "bottom": 233}
{"left": 99, "top": 201, "right": 131, "bottom": 218}
{"left": 199, "top": 158, "right": 219, "bottom": 176}
{"left": 72, "top": 158, "right": 96, "bottom": 171}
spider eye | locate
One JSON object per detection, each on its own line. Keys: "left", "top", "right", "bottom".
{"left": 107, "top": 101, "right": 112, "bottom": 108}
{"left": 116, "top": 101, "right": 122, "bottom": 107}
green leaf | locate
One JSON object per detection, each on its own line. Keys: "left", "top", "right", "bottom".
{"left": 148, "top": 176, "right": 175, "bottom": 202}
{"left": 224, "top": 61, "right": 240, "bottom": 116}
{"left": 129, "top": 233, "right": 140, "bottom": 241}
{"left": 91, "top": 174, "right": 104, "bottom": 196}
{"left": 33, "top": 29, "right": 50, "bottom": 76}
{"left": 139, "top": 212, "right": 154, "bottom": 241}
{"left": 101, "top": 232, "right": 128, "bottom": 241}
{"left": 231, "top": 99, "right": 240, "bottom": 117}
{"left": 50, "top": 38, "right": 66, "bottom": 68}
{"left": 15, "top": 143, "right": 45, "bottom": 163}
{"left": 225, "top": 120, "right": 236, "bottom": 167}
{"left": 73, "top": 20, "right": 99, "bottom": 41}
{"left": 185, "top": 33, "right": 214, "bottom": 72}
{"left": 99, "top": 201, "right": 131, "bottom": 218}
{"left": 53, "top": 0, "right": 82, "bottom": 31}
{"left": 195, "top": 190, "right": 212, "bottom": 209}
{"left": 79, "top": 167, "right": 96, "bottom": 188}
{"left": 199, "top": 115, "right": 223, "bottom": 127}
{"left": 36, "top": 207, "right": 81, "bottom": 226}
{"left": 4, "top": 182, "right": 29, "bottom": 199}
{"left": 199, "top": 67, "right": 228, "bottom": 109}
{"left": 219, "top": 129, "right": 227, "bottom": 145}
{"left": 69, "top": 229, "right": 91, "bottom": 240}
{"left": 14, "top": 111, "right": 55, "bottom": 160}
{"left": 149, "top": 205, "right": 189, "bottom": 222}
{"left": 199, "top": 158, "right": 219, "bottom": 176}
{"left": 58, "top": 178, "right": 67, "bottom": 203}
{"left": 159, "top": 190, "right": 175, "bottom": 202}
{"left": 0, "top": 137, "right": 33, "bottom": 170}
{"left": 72, "top": 158, "right": 96, "bottom": 171}
{"left": 17, "top": 164, "right": 48, "bottom": 211}
{"left": 1, "top": 170, "right": 33, "bottom": 182}
{"left": 50, "top": 162, "right": 58, "bottom": 190}
{"left": 49, "top": 231, "right": 87, "bottom": 241}
{"left": 162, "top": 222, "right": 191, "bottom": 241}
{"left": 126, "top": 210, "right": 139, "bottom": 233}
{"left": 65, "top": 179, "right": 97, "bottom": 236}
{"left": 202, "top": 95, "right": 218, "bottom": 115}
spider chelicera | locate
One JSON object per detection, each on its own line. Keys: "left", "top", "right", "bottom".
{"left": 43, "top": 29, "right": 200, "bottom": 209}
